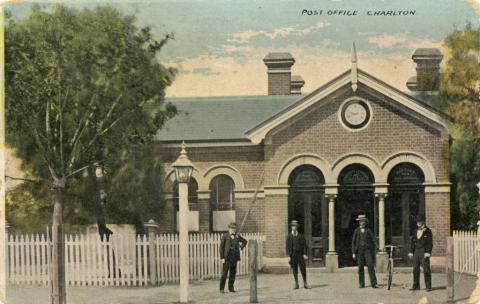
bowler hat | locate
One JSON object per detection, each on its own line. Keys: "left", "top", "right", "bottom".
{"left": 228, "top": 222, "right": 237, "bottom": 229}
{"left": 356, "top": 214, "right": 368, "bottom": 222}
{"left": 290, "top": 220, "right": 300, "bottom": 227}
{"left": 416, "top": 214, "right": 425, "bottom": 223}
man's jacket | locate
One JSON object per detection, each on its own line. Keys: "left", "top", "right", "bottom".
{"left": 410, "top": 226, "right": 433, "bottom": 254}
{"left": 286, "top": 233, "right": 308, "bottom": 257}
{"left": 220, "top": 233, "right": 247, "bottom": 262}
{"left": 351, "top": 227, "right": 377, "bottom": 254}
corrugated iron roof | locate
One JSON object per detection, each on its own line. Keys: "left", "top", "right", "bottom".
{"left": 155, "top": 95, "right": 301, "bottom": 142}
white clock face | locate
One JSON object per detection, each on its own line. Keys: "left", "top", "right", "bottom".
{"left": 344, "top": 102, "right": 368, "bottom": 126}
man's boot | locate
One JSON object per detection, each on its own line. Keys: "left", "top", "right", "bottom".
{"left": 293, "top": 274, "right": 299, "bottom": 289}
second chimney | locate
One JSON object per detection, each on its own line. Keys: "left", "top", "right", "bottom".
{"left": 263, "top": 52, "right": 295, "bottom": 95}
{"left": 408, "top": 48, "right": 443, "bottom": 91}
{"left": 290, "top": 75, "right": 305, "bottom": 94}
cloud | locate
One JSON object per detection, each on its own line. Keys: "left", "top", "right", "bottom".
{"left": 228, "top": 21, "right": 330, "bottom": 44}
{"left": 466, "top": 0, "right": 480, "bottom": 14}
{"left": 368, "top": 34, "right": 409, "bottom": 48}
{"left": 185, "top": 67, "right": 220, "bottom": 76}
{"left": 165, "top": 45, "right": 419, "bottom": 97}
{"left": 367, "top": 33, "right": 440, "bottom": 49}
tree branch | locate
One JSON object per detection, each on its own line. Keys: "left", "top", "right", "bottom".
{"left": 5, "top": 176, "right": 40, "bottom": 183}
{"left": 66, "top": 162, "right": 98, "bottom": 179}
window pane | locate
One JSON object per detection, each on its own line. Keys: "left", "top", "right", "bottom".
{"left": 210, "top": 175, "right": 235, "bottom": 210}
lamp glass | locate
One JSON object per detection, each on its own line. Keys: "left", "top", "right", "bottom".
{"left": 174, "top": 165, "right": 193, "bottom": 183}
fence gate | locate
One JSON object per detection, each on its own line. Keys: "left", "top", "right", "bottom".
{"left": 7, "top": 232, "right": 265, "bottom": 286}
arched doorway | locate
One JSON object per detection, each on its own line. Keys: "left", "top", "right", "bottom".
{"left": 288, "top": 165, "right": 326, "bottom": 267}
{"left": 337, "top": 164, "right": 375, "bottom": 267}
{"left": 386, "top": 163, "right": 425, "bottom": 264}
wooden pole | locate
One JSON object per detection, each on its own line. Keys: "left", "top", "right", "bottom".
{"left": 239, "top": 172, "right": 264, "bottom": 234}
{"left": 446, "top": 237, "right": 454, "bottom": 303}
{"left": 249, "top": 240, "right": 258, "bottom": 304}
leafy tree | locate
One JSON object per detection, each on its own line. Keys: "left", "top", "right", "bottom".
{"left": 439, "top": 24, "right": 480, "bottom": 229}
{"left": 5, "top": 5, "right": 175, "bottom": 303}
{"left": 448, "top": 126, "right": 480, "bottom": 229}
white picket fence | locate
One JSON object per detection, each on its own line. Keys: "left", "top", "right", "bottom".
{"left": 453, "top": 230, "right": 479, "bottom": 275}
{"left": 7, "top": 232, "right": 265, "bottom": 286}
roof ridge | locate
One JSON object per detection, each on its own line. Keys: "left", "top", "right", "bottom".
{"left": 164, "top": 94, "right": 304, "bottom": 101}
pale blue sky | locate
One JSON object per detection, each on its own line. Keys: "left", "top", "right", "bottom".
{"left": 7, "top": 0, "right": 480, "bottom": 96}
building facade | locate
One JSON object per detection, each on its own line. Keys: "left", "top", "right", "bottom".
{"left": 156, "top": 48, "right": 451, "bottom": 272}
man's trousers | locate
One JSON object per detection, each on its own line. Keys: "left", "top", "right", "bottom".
{"left": 219, "top": 259, "right": 237, "bottom": 291}
{"left": 357, "top": 247, "right": 377, "bottom": 287}
{"left": 412, "top": 249, "right": 431, "bottom": 289}
{"left": 290, "top": 253, "right": 307, "bottom": 283}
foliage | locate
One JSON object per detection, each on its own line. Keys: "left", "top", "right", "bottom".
{"left": 5, "top": 5, "right": 176, "bottom": 232}
{"left": 449, "top": 126, "right": 480, "bottom": 229}
{"left": 440, "top": 23, "right": 480, "bottom": 138}
{"left": 439, "top": 24, "right": 480, "bottom": 229}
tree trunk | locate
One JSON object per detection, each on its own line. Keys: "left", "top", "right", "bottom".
{"left": 51, "top": 179, "right": 66, "bottom": 304}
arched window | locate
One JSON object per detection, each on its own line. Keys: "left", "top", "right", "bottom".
{"left": 173, "top": 178, "right": 198, "bottom": 210}
{"left": 210, "top": 175, "right": 235, "bottom": 211}
{"left": 388, "top": 163, "right": 425, "bottom": 187}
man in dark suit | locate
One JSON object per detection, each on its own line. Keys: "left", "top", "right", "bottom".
{"left": 219, "top": 222, "right": 247, "bottom": 293}
{"left": 352, "top": 215, "right": 378, "bottom": 288}
{"left": 286, "top": 220, "right": 311, "bottom": 289}
{"left": 408, "top": 214, "right": 433, "bottom": 291}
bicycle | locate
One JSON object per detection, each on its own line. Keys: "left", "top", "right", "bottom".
{"left": 385, "top": 244, "right": 398, "bottom": 290}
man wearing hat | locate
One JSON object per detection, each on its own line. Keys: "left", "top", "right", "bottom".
{"left": 219, "top": 222, "right": 247, "bottom": 293}
{"left": 352, "top": 214, "right": 378, "bottom": 288}
{"left": 286, "top": 220, "right": 311, "bottom": 289}
{"left": 408, "top": 214, "right": 433, "bottom": 291}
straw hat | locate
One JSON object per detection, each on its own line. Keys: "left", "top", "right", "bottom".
{"left": 356, "top": 215, "right": 369, "bottom": 222}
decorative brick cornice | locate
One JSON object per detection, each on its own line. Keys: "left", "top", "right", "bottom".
{"left": 424, "top": 182, "right": 451, "bottom": 193}
{"left": 234, "top": 189, "right": 265, "bottom": 199}
{"left": 264, "top": 185, "right": 289, "bottom": 196}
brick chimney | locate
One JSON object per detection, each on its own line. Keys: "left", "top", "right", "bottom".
{"left": 407, "top": 48, "right": 443, "bottom": 91}
{"left": 263, "top": 52, "right": 295, "bottom": 95}
{"left": 290, "top": 75, "right": 305, "bottom": 94}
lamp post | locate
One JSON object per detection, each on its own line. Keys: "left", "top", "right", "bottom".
{"left": 172, "top": 142, "right": 194, "bottom": 303}
{"left": 469, "top": 182, "right": 480, "bottom": 304}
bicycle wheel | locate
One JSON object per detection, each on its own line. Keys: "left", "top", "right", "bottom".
{"left": 387, "top": 260, "right": 393, "bottom": 290}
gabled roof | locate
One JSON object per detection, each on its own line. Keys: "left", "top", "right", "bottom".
{"left": 155, "top": 69, "right": 449, "bottom": 144}
{"left": 245, "top": 68, "right": 450, "bottom": 144}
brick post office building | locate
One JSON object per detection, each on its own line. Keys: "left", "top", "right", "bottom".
{"left": 156, "top": 48, "right": 451, "bottom": 272}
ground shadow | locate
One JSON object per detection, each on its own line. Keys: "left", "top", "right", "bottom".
{"left": 453, "top": 296, "right": 469, "bottom": 303}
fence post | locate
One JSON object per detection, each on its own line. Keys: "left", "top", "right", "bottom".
{"left": 144, "top": 219, "right": 158, "bottom": 286}
{"left": 249, "top": 240, "right": 258, "bottom": 303}
{"left": 446, "top": 236, "right": 454, "bottom": 303}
